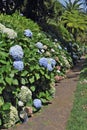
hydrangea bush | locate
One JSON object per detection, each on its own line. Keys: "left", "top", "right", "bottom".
{"left": 0, "top": 13, "right": 74, "bottom": 128}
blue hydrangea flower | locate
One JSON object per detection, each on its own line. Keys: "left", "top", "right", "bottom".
{"left": 13, "top": 61, "right": 24, "bottom": 71}
{"left": 35, "top": 42, "right": 43, "bottom": 49}
{"left": 47, "top": 63, "right": 53, "bottom": 71}
{"left": 48, "top": 58, "right": 56, "bottom": 67}
{"left": 47, "top": 58, "right": 56, "bottom": 71}
{"left": 33, "top": 99, "right": 42, "bottom": 109}
{"left": 24, "top": 29, "right": 33, "bottom": 38}
{"left": 9, "top": 45, "right": 24, "bottom": 61}
{"left": 39, "top": 57, "right": 56, "bottom": 71}
{"left": 39, "top": 57, "right": 48, "bottom": 68}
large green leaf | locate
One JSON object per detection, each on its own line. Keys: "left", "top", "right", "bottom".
{"left": 2, "top": 102, "right": 11, "bottom": 111}
{"left": 21, "top": 70, "right": 28, "bottom": 76}
{"left": 5, "top": 77, "right": 13, "bottom": 85}
{"left": 35, "top": 73, "right": 40, "bottom": 80}
{"left": 30, "top": 86, "right": 36, "bottom": 92}
{"left": 29, "top": 76, "right": 35, "bottom": 84}
{"left": 21, "top": 78, "right": 26, "bottom": 85}
{"left": 12, "top": 79, "right": 19, "bottom": 85}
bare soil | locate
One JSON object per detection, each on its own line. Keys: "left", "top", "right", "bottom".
{"left": 2, "top": 56, "right": 85, "bottom": 130}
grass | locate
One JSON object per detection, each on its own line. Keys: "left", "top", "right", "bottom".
{"left": 66, "top": 57, "right": 87, "bottom": 130}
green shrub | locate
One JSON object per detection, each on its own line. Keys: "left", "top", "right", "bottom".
{"left": 0, "top": 12, "right": 73, "bottom": 128}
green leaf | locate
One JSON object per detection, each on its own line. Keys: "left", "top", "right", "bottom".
{"left": 12, "top": 79, "right": 19, "bottom": 85}
{"left": 0, "top": 78, "right": 4, "bottom": 83}
{"left": 21, "top": 78, "right": 26, "bottom": 85}
{"left": 50, "top": 73, "right": 54, "bottom": 79}
{"left": 9, "top": 73, "right": 14, "bottom": 78}
{"left": 30, "top": 86, "right": 36, "bottom": 92}
{"left": 0, "top": 60, "right": 7, "bottom": 64}
{"left": 40, "top": 70, "right": 44, "bottom": 75}
{"left": 35, "top": 73, "right": 40, "bottom": 80}
{"left": 38, "top": 92, "right": 45, "bottom": 98}
{"left": 30, "top": 66, "right": 34, "bottom": 71}
{"left": 0, "top": 96, "right": 4, "bottom": 106}
{"left": 29, "top": 76, "right": 35, "bottom": 84}
{"left": 5, "top": 77, "right": 12, "bottom": 85}
{"left": 41, "top": 98, "right": 47, "bottom": 103}
{"left": 21, "top": 71, "right": 28, "bottom": 76}
{"left": 2, "top": 103, "right": 11, "bottom": 111}
{"left": 35, "top": 65, "right": 40, "bottom": 70}
{"left": 45, "top": 74, "right": 50, "bottom": 79}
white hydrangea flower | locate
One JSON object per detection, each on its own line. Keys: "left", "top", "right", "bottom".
{"left": 51, "top": 49, "right": 55, "bottom": 52}
{"left": 18, "top": 86, "right": 32, "bottom": 103}
{"left": 43, "top": 45, "right": 48, "bottom": 50}
{"left": 18, "top": 101, "right": 24, "bottom": 107}
{"left": 2, "top": 28, "right": 17, "bottom": 39}
{"left": 3, "top": 106, "right": 19, "bottom": 128}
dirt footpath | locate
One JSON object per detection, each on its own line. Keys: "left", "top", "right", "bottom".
{"left": 4, "top": 57, "right": 85, "bottom": 130}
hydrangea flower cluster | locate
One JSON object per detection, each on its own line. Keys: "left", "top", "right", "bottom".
{"left": 33, "top": 99, "right": 42, "bottom": 109}
{"left": 13, "top": 61, "right": 24, "bottom": 71}
{"left": 2, "top": 106, "right": 19, "bottom": 128}
{"left": 9, "top": 45, "right": 24, "bottom": 71}
{"left": 2, "top": 28, "right": 17, "bottom": 39}
{"left": 24, "top": 29, "right": 33, "bottom": 38}
{"left": 39, "top": 57, "right": 56, "bottom": 71}
{"left": 0, "top": 23, "right": 17, "bottom": 39}
{"left": 35, "top": 42, "right": 43, "bottom": 49}
{"left": 18, "top": 101, "right": 24, "bottom": 107}
{"left": 9, "top": 45, "right": 24, "bottom": 61}
{"left": 17, "top": 86, "right": 32, "bottom": 103}
{"left": 35, "top": 42, "right": 45, "bottom": 54}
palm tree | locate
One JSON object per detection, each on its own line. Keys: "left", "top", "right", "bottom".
{"left": 63, "top": 0, "right": 83, "bottom": 12}
{"left": 61, "top": 9, "right": 87, "bottom": 41}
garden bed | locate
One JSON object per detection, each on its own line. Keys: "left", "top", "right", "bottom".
{"left": 0, "top": 13, "right": 84, "bottom": 129}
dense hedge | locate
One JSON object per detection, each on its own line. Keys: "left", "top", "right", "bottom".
{"left": 0, "top": 13, "right": 81, "bottom": 128}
